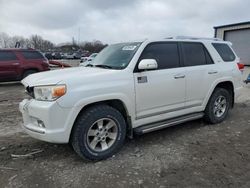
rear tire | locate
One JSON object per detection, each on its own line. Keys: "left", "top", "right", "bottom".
{"left": 71, "top": 104, "right": 126, "bottom": 161}
{"left": 204, "top": 88, "right": 231, "bottom": 124}
{"left": 22, "top": 70, "right": 37, "bottom": 79}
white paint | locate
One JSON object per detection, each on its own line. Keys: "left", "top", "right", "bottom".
{"left": 19, "top": 38, "right": 243, "bottom": 143}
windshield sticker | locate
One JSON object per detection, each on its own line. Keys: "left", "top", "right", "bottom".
{"left": 122, "top": 46, "right": 137, "bottom": 51}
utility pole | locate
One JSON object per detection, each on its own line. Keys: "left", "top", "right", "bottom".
{"left": 78, "top": 27, "right": 80, "bottom": 45}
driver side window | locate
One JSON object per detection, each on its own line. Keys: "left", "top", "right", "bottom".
{"left": 138, "top": 42, "right": 180, "bottom": 70}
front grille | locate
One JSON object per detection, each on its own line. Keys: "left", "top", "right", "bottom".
{"left": 26, "top": 86, "right": 34, "bottom": 98}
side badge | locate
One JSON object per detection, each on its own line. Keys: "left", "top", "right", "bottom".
{"left": 137, "top": 76, "right": 147, "bottom": 83}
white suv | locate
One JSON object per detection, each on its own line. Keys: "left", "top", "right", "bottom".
{"left": 19, "top": 37, "right": 243, "bottom": 160}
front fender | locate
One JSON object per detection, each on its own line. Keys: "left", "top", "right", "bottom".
{"left": 61, "top": 93, "right": 135, "bottom": 142}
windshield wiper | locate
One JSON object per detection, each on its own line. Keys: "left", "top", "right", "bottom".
{"left": 94, "top": 64, "right": 114, "bottom": 69}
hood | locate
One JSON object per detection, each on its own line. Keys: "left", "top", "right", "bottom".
{"left": 21, "top": 67, "right": 117, "bottom": 87}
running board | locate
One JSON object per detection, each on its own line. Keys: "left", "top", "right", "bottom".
{"left": 134, "top": 112, "right": 204, "bottom": 135}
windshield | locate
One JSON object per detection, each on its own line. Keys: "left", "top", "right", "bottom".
{"left": 91, "top": 42, "right": 141, "bottom": 69}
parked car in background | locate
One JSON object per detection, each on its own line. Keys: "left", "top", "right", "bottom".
{"left": 79, "top": 61, "right": 91, "bottom": 67}
{"left": 64, "top": 53, "right": 75, "bottom": 59}
{"left": 44, "top": 52, "right": 53, "bottom": 60}
{"left": 80, "top": 53, "right": 98, "bottom": 64}
{"left": 49, "top": 60, "right": 71, "bottom": 68}
{"left": 52, "top": 52, "right": 63, "bottom": 60}
{"left": 73, "top": 52, "right": 82, "bottom": 59}
{"left": 0, "top": 49, "right": 49, "bottom": 82}
{"left": 64, "top": 52, "right": 81, "bottom": 59}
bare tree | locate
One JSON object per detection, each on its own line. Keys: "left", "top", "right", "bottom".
{"left": 0, "top": 33, "right": 48, "bottom": 49}
{"left": 0, "top": 32, "right": 11, "bottom": 48}
{"left": 79, "top": 40, "right": 107, "bottom": 53}
{"left": 29, "top": 35, "right": 54, "bottom": 51}
{"left": 41, "top": 40, "right": 54, "bottom": 51}
{"left": 0, "top": 32, "right": 106, "bottom": 53}
{"left": 9, "top": 36, "right": 26, "bottom": 48}
{"left": 30, "top": 35, "right": 43, "bottom": 49}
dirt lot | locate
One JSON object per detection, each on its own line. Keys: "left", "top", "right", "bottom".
{"left": 0, "top": 68, "right": 250, "bottom": 188}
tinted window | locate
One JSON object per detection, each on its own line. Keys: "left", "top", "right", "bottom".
{"left": 182, "top": 43, "right": 206, "bottom": 66}
{"left": 205, "top": 49, "right": 214, "bottom": 64}
{"left": 21, "top": 51, "right": 44, "bottom": 59}
{"left": 212, "top": 43, "right": 236, "bottom": 62}
{"left": 0, "top": 51, "right": 17, "bottom": 61}
{"left": 139, "top": 42, "right": 180, "bottom": 70}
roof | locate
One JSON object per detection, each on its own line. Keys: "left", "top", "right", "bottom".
{"left": 0, "top": 48, "right": 36, "bottom": 51}
{"left": 165, "top": 36, "right": 223, "bottom": 41}
{"left": 142, "top": 37, "right": 230, "bottom": 45}
{"left": 214, "top": 21, "right": 250, "bottom": 29}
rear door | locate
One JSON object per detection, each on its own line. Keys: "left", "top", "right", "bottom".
{"left": 20, "top": 50, "right": 46, "bottom": 70}
{"left": 0, "top": 51, "right": 20, "bottom": 82}
{"left": 181, "top": 42, "right": 219, "bottom": 108}
{"left": 134, "top": 42, "right": 186, "bottom": 119}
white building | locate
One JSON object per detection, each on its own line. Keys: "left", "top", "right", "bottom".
{"left": 214, "top": 21, "right": 250, "bottom": 65}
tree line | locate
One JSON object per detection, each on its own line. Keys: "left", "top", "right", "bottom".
{"left": 0, "top": 32, "right": 107, "bottom": 53}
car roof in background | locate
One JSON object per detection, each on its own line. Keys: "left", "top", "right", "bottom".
{"left": 0, "top": 48, "right": 38, "bottom": 52}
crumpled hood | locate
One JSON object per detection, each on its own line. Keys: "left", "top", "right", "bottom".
{"left": 21, "top": 67, "right": 117, "bottom": 87}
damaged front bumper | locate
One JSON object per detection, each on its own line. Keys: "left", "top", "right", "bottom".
{"left": 19, "top": 99, "right": 72, "bottom": 143}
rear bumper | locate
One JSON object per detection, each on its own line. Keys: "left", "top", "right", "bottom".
{"left": 19, "top": 99, "right": 72, "bottom": 143}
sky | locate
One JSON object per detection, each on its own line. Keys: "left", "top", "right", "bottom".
{"left": 0, "top": 0, "right": 250, "bottom": 45}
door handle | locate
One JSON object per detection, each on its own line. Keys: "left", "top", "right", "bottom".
{"left": 174, "top": 74, "right": 185, "bottom": 79}
{"left": 208, "top": 71, "right": 218, "bottom": 74}
{"left": 12, "top": 62, "right": 19, "bottom": 65}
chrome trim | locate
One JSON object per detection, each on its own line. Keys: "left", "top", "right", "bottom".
{"left": 174, "top": 74, "right": 185, "bottom": 79}
{"left": 208, "top": 71, "right": 218, "bottom": 74}
{"left": 142, "top": 113, "right": 204, "bottom": 134}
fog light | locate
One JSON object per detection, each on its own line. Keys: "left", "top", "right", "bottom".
{"left": 37, "top": 120, "right": 45, "bottom": 128}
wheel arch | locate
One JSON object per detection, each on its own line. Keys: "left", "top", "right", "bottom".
{"left": 204, "top": 80, "right": 235, "bottom": 109}
{"left": 215, "top": 81, "right": 234, "bottom": 107}
{"left": 69, "top": 99, "right": 133, "bottom": 143}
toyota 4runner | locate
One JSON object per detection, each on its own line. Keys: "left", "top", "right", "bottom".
{"left": 19, "top": 37, "right": 243, "bottom": 160}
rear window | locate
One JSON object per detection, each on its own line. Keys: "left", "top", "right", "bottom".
{"left": 182, "top": 43, "right": 207, "bottom": 66}
{"left": 0, "top": 51, "right": 17, "bottom": 61}
{"left": 21, "top": 51, "right": 44, "bottom": 59}
{"left": 212, "top": 43, "right": 236, "bottom": 62}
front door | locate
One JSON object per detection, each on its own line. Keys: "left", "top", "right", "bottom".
{"left": 134, "top": 42, "right": 186, "bottom": 119}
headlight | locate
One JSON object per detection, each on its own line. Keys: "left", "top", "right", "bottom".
{"left": 34, "top": 85, "right": 66, "bottom": 101}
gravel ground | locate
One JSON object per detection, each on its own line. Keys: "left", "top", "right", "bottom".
{"left": 0, "top": 67, "right": 250, "bottom": 188}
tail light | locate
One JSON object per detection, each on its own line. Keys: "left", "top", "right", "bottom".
{"left": 43, "top": 59, "right": 49, "bottom": 65}
{"left": 237, "top": 63, "right": 244, "bottom": 71}
{"left": 42, "top": 59, "right": 50, "bottom": 70}
{"left": 43, "top": 59, "right": 49, "bottom": 68}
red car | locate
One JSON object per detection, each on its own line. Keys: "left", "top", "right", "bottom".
{"left": 0, "top": 49, "right": 49, "bottom": 82}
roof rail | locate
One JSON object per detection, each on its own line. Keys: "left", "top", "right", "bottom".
{"left": 165, "top": 36, "right": 223, "bottom": 41}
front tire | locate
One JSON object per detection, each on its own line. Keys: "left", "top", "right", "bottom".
{"left": 71, "top": 104, "right": 126, "bottom": 161}
{"left": 204, "top": 88, "right": 231, "bottom": 124}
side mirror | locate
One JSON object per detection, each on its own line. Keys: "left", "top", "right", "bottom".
{"left": 138, "top": 59, "right": 158, "bottom": 70}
